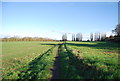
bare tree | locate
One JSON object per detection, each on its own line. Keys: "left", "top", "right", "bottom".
{"left": 94, "top": 32, "right": 101, "bottom": 41}
{"left": 76, "top": 33, "right": 82, "bottom": 41}
{"left": 98, "top": 32, "right": 101, "bottom": 41}
{"left": 101, "top": 33, "right": 106, "bottom": 41}
{"left": 62, "top": 33, "right": 67, "bottom": 41}
{"left": 80, "top": 33, "right": 82, "bottom": 41}
{"left": 94, "top": 33, "right": 97, "bottom": 41}
{"left": 90, "top": 33, "right": 93, "bottom": 41}
{"left": 112, "top": 24, "right": 120, "bottom": 36}
{"left": 72, "top": 34, "right": 75, "bottom": 41}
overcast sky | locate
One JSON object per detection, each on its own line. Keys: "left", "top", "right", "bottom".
{"left": 1, "top": 2, "right": 118, "bottom": 40}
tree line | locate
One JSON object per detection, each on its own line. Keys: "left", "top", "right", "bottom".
{"left": 1, "top": 24, "right": 120, "bottom": 42}
{"left": 62, "top": 24, "right": 120, "bottom": 42}
{"left": 62, "top": 32, "right": 106, "bottom": 41}
{"left": 1, "top": 37, "right": 55, "bottom": 42}
{"left": 110, "top": 24, "right": 120, "bottom": 42}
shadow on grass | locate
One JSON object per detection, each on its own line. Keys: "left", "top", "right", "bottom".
{"left": 59, "top": 44, "right": 115, "bottom": 79}
{"left": 50, "top": 44, "right": 63, "bottom": 80}
{"left": 40, "top": 43, "right": 57, "bottom": 46}
{"left": 66, "top": 41, "right": 119, "bottom": 51}
{"left": 39, "top": 43, "right": 63, "bottom": 46}
{"left": 18, "top": 46, "right": 56, "bottom": 80}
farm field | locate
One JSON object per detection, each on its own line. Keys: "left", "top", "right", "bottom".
{"left": 61, "top": 41, "right": 120, "bottom": 79}
{"left": 2, "top": 41, "right": 120, "bottom": 80}
{"left": 2, "top": 41, "right": 60, "bottom": 79}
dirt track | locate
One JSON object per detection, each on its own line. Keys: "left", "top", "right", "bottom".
{"left": 50, "top": 44, "right": 63, "bottom": 80}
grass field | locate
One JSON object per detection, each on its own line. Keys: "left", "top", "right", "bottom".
{"left": 2, "top": 41, "right": 59, "bottom": 79}
{"left": 62, "top": 41, "right": 120, "bottom": 79}
{"left": 2, "top": 41, "right": 120, "bottom": 79}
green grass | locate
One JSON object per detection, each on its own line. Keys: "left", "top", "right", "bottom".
{"left": 59, "top": 44, "right": 82, "bottom": 79}
{"left": 2, "top": 41, "right": 59, "bottom": 79}
{"left": 2, "top": 41, "right": 120, "bottom": 79}
{"left": 18, "top": 45, "right": 58, "bottom": 79}
{"left": 0, "top": 41, "right": 2, "bottom": 80}
{"left": 65, "top": 41, "right": 120, "bottom": 79}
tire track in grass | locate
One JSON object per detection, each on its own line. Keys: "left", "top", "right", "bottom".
{"left": 59, "top": 43, "right": 82, "bottom": 79}
{"left": 17, "top": 45, "right": 57, "bottom": 80}
{"left": 50, "top": 43, "right": 63, "bottom": 80}
{"left": 64, "top": 43, "right": 115, "bottom": 79}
